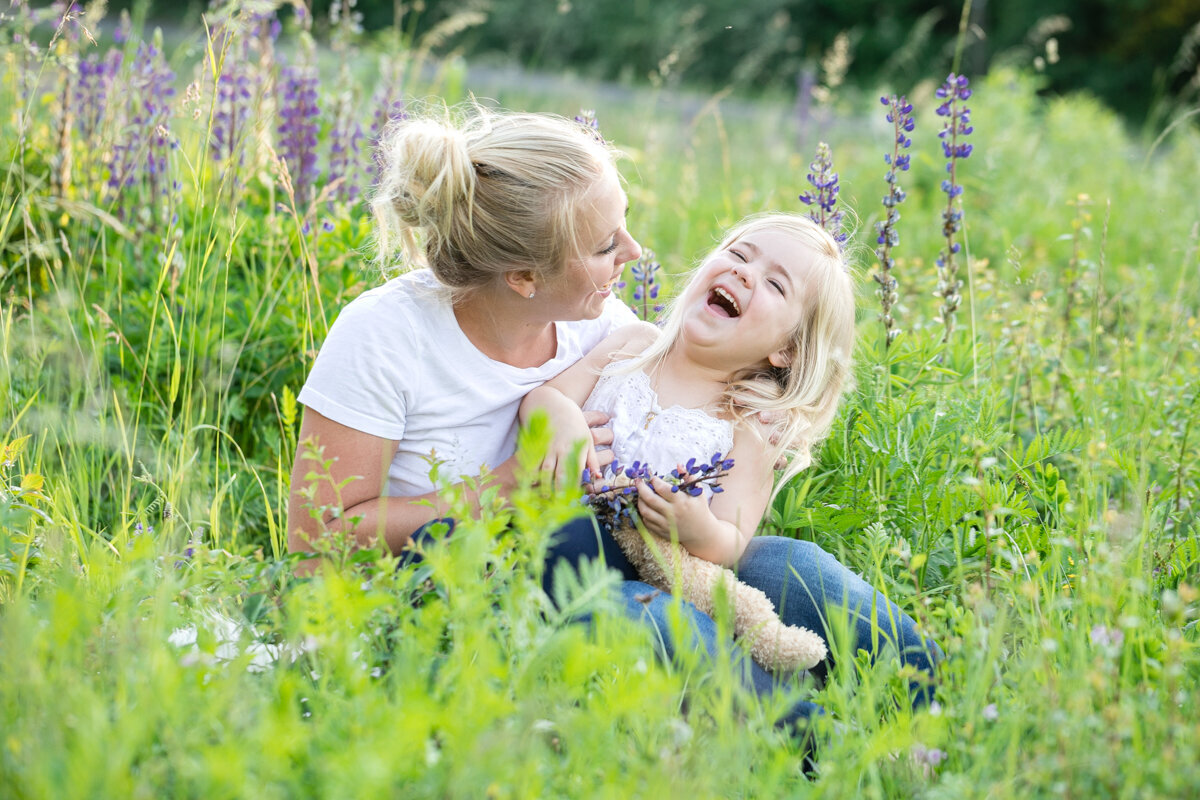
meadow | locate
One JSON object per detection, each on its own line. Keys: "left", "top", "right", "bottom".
{"left": 2, "top": 3, "right": 1199, "bottom": 797}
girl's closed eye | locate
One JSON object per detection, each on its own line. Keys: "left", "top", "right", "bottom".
{"left": 598, "top": 238, "right": 618, "bottom": 255}
{"left": 768, "top": 278, "right": 785, "bottom": 294}
{"left": 730, "top": 248, "right": 747, "bottom": 262}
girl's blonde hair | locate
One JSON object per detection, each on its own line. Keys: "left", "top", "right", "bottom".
{"left": 628, "top": 213, "right": 856, "bottom": 491}
{"left": 370, "top": 103, "right": 617, "bottom": 290}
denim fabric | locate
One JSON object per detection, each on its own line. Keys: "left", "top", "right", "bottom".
{"left": 542, "top": 517, "right": 942, "bottom": 713}
{"left": 735, "top": 535, "right": 942, "bottom": 703}
{"left": 409, "top": 513, "right": 940, "bottom": 730}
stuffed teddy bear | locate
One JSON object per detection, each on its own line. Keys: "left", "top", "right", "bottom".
{"left": 588, "top": 466, "right": 827, "bottom": 673}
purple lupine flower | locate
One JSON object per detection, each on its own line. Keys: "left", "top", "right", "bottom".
{"left": 367, "top": 66, "right": 407, "bottom": 186}
{"left": 934, "top": 73, "right": 973, "bottom": 342}
{"left": 113, "top": 10, "right": 131, "bottom": 44}
{"left": 212, "top": 63, "right": 254, "bottom": 165}
{"left": 209, "top": 9, "right": 279, "bottom": 170}
{"left": 74, "top": 48, "right": 123, "bottom": 141}
{"left": 584, "top": 454, "right": 734, "bottom": 528}
{"left": 798, "top": 141, "right": 847, "bottom": 245}
{"left": 328, "top": 87, "right": 365, "bottom": 204}
{"left": 873, "top": 95, "right": 915, "bottom": 348}
{"left": 629, "top": 250, "right": 664, "bottom": 322}
{"left": 574, "top": 109, "right": 605, "bottom": 144}
{"left": 107, "top": 40, "right": 177, "bottom": 216}
{"left": 277, "top": 57, "right": 321, "bottom": 208}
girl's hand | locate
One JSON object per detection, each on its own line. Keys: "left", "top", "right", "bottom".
{"left": 521, "top": 386, "right": 602, "bottom": 488}
{"left": 634, "top": 472, "right": 718, "bottom": 552}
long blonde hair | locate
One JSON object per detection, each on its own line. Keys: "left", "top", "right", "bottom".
{"left": 370, "top": 103, "right": 618, "bottom": 292}
{"left": 626, "top": 213, "right": 856, "bottom": 490}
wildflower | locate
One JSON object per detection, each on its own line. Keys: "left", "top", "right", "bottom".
{"left": 367, "top": 58, "right": 408, "bottom": 185}
{"left": 574, "top": 108, "right": 604, "bottom": 144}
{"left": 911, "top": 743, "right": 947, "bottom": 771}
{"left": 207, "top": 9, "right": 278, "bottom": 174}
{"left": 328, "top": 81, "right": 365, "bottom": 204}
{"left": 934, "top": 73, "right": 973, "bottom": 342}
{"left": 73, "top": 48, "right": 123, "bottom": 141}
{"left": 629, "top": 250, "right": 664, "bottom": 322}
{"left": 982, "top": 703, "right": 999, "bottom": 721}
{"left": 873, "top": 95, "right": 914, "bottom": 348}
{"left": 212, "top": 67, "right": 254, "bottom": 164}
{"left": 1089, "top": 624, "right": 1125, "bottom": 649}
{"left": 107, "top": 38, "right": 178, "bottom": 217}
{"left": 798, "top": 141, "right": 847, "bottom": 245}
{"left": 584, "top": 454, "right": 734, "bottom": 528}
{"left": 277, "top": 52, "right": 321, "bottom": 208}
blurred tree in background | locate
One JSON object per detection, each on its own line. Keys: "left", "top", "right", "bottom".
{"left": 133, "top": 0, "right": 1200, "bottom": 126}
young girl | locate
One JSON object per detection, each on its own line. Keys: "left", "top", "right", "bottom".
{"left": 524, "top": 212, "right": 854, "bottom": 559}
{"left": 522, "top": 212, "right": 857, "bottom": 671}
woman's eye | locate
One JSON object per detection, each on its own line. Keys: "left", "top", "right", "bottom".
{"left": 599, "top": 239, "right": 618, "bottom": 255}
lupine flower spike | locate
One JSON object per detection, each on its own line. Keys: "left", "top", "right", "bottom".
{"left": 368, "top": 57, "right": 408, "bottom": 186}
{"left": 798, "top": 141, "right": 848, "bottom": 245}
{"left": 277, "top": 38, "right": 321, "bottom": 209}
{"left": 935, "top": 73, "right": 973, "bottom": 342}
{"left": 574, "top": 109, "right": 604, "bottom": 144}
{"left": 874, "top": 95, "right": 915, "bottom": 348}
{"left": 107, "top": 36, "right": 177, "bottom": 221}
{"left": 629, "top": 250, "right": 664, "bottom": 322}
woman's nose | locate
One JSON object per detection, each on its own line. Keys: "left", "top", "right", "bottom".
{"left": 621, "top": 230, "right": 643, "bottom": 264}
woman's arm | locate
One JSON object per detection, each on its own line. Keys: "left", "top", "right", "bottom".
{"left": 286, "top": 408, "right": 518, "bottom": 575}
{"left": 634, "top": 423, "right": 774, "bottom": 566}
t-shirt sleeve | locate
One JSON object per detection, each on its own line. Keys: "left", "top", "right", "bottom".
{"left": 297, "top": 294, "right": 413, "bottom": 440}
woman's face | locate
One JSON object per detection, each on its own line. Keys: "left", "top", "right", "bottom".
{"left": 541, "top": 168, "right": 642, "bottom": 320}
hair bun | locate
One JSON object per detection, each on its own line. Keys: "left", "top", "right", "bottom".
{"left": 372, "top": 117, "right": 476, "bottom": 262}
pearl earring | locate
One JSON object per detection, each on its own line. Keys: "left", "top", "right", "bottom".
{"left": 528, "top": 291, "right": 536, "bottom": 299}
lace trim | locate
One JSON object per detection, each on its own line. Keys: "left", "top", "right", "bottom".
{"left": 586, "top": 369, "right": 734, "bottom": 476}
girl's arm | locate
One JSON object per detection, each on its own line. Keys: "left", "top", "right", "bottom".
{"left": 634, "top": 422, "right": 775, "bottom": 566}
{"left": 287, "top": 407, "right": 520, "bottom": 576}
{"left": 519, "top": 321, "right": 659, "bottom": 485}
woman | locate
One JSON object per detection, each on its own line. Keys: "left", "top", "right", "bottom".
{"left": 287, "top": 108, "right": 640, "bottom": 563}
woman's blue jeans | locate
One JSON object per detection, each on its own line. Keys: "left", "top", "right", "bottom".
{"left": 542, "top": 515, "right": 942, "bottom": 724}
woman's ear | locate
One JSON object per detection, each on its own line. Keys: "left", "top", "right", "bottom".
{"left": 504, "top": 269, "right": 538, "bottom": 299}
{"left": 768, "top": 349, "right": 792, "bottom": 369}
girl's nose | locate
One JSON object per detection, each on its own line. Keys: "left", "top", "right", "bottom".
{"left": 732, "top": 264, "right": 751, "bottom": 286}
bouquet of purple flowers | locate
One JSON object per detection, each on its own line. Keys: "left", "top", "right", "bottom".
{"left": 582, "top": 453, "right": 735, "bottom": 528}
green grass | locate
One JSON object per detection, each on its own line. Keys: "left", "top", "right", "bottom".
{"left": 2, "top": 9, "right": 1199, "bottom": 798}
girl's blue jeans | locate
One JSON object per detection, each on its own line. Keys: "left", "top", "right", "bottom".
{"left": 542, "top": 515, "right": 942, "bottom": 725}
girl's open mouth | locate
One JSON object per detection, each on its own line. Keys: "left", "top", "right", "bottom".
{"left": 707, "top": 287, "right": 741, "bottom": 317}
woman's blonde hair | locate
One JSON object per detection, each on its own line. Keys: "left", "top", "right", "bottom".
{"left": 370, "top": 103, "right": 618, "bottom": 290}
{"left": 627, "top": 213, "right": 856, "bottom": 491}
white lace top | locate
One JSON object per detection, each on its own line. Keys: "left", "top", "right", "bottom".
{"left": 583, "top": 367, "right": 734, "bottom": 482}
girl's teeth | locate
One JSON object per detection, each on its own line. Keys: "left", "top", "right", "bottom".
{"left": 714, "top": 287, "right": 740, "bottom": 315}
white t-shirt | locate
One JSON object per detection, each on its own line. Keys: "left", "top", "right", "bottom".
{"left": 298, "top": 269, "right": 636, "bottom": 496}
